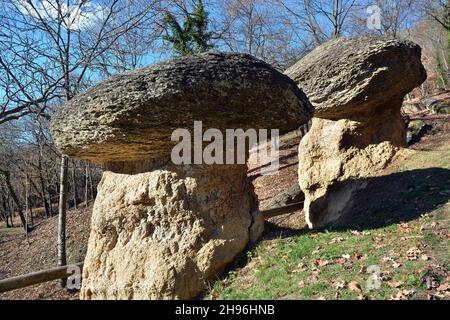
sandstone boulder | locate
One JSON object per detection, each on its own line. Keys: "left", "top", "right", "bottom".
{"left": 285, "top": 37, "right": 427, "bottom": 119}
{"left": 80, "top": 162, "right": 256, "bottom": 299}
{"left": 287, "top": 37, "right": 427, "bottom": 228}
{"left": 51, "top": 52, "right": 313, "bottom": 299}
{"left": 52, "top": 51, "right": 312, "bottom": 163}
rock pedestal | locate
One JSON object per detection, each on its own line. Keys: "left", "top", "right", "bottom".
{"left": 80, "top": 162, "right": 260, "bottom": 299}
{"left": 298, "top": 110, "right": 403, "bottom": 228}
{"left": 285, "top": 37, "right": 427, "bottom": 228}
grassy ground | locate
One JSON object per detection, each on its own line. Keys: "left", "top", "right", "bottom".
{"left": 209, "top": 203, "right": 448, "bottom": 300}
{"left": 208, "top": 141, "right": 450, "bottom": 300}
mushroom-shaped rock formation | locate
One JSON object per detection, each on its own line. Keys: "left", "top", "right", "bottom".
{"left": 285, "top": 37, "right": 427, "bottom": 229}
{"left": 51, "top": 51, "right": 313, "bottom": 300}
{"left": 53, "top": 51, "right": 312, "bottom": 163}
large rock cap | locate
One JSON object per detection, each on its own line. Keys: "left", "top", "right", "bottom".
{"left": 51, "top": 52, "right": 313, "bottom": 163}
{"left": 285, "top": 36, "right": 427, "bottom": 118}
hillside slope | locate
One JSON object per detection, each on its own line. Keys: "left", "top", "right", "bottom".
{"left": 208, "top": 115, "right": 450, "bottom": 300}
{"left": 0, "top": 115, "right": 448, "bottom": 300}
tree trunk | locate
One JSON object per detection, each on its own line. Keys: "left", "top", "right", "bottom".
{"left": 29, "top": 205, "right": 34, "bottom": 228}
{"left": 38, "top": 146, "right": 51, "bottom": 218}
{"left": 57, "top": 155, "right": 68, "bottom": 287}
{"left": 88, "top": 163, "right": 95, "bottom": 200}
{"left": 333, "top": 0, "right": 340, "bottom": 37}
{"left": 45, "top": 165, "right": 53, "bottom": 217}
{"left": 0, "top": 169, "right": 28, "bottom": 232}
{"left": 6, "top": 195, "right": 13, "bottom": 227}
{"left": 0, "top": 190, "right": 10, "bottom": 228}
{"left": 24, "top": 175, "right": 30, "bottom": 242}
{"left": 71, "top": 160, "right": 77, "bottom": 209}
{"left": 85, "top": 163, "right": 89, "bottom": 208}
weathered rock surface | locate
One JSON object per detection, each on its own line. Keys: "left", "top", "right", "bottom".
{"left": 52, "top": 51, "right": 313, "bottom": 163}
{"left": 406, "top": 119, "right": 428, "bottom": 145}
{"left": 298, "top": 116, "right": 401, "bottom": 228}
{"left": 51, "top": 52, "right": 312, "bottom": 300}
{"left": 290, "top": 37, "right": 427, "bottom": 229}
{"left": 285, "top": 36, "right": 426, "bottom": 119}
{"left": 80, "top": 162, "right": 261, "bottom": 299}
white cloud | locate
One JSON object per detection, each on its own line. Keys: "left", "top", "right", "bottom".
{"left": 16, "top": 0, "right": 105, "bottom": 30}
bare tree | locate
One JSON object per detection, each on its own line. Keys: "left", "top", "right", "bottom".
{"left": 424, "top": 0, "right": 449, "bottom": 31}
{"left": 0, "top": 0, "right": 163, "bottom": 286}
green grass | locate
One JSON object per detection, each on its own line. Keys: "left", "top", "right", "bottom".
{"left": 209, "top": 208, "right": 448, "bottom": 300}
{"left": 206, "top": 147, "right": 450, "bottom": 300}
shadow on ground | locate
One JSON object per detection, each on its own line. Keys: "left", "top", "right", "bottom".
{"left": 260, "top": 167, "right": 450, "bottom": 239}
{"left": 334, "top": 167, "right": 450, "bottom": 230}
{"left": 202, "top": 167, "right": 450, "bottom": 299}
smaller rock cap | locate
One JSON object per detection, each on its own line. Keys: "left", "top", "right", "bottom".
{"left": 285, "top": 36, "right": 427, "bottom": 119}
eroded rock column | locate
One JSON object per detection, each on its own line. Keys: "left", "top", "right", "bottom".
{"left": 80, "top": 162, "right": 259, "bottom": 299}
{"left": 285, "top": 37, "right": 427, "bottom": 228}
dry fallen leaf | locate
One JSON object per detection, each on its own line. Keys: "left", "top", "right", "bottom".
{"left": 406, "top": 247, "right": 421, "bottom": 261}
{"left": 425, "top": 276, "right": 438, "bottom": 290}
{"left": 333, "top": 279, "right": 346, "bottom": 290}
{"left": 351, "top": 253, "right": 362, "bottom": 261}
{"left": 357, "top": 294, "right": 368, "bottom": 300}
{"left": 399, "top": 222, "right": 409, "bottom": 229}
{"left": 314, "top": 258, "right": 331, "bottom": 267}
{"left": 436, "top": 283, "right": 450, "bottom": 292}
{"left": 348, "top": 281, "right": 362, "bottom": 293}
{"left": 392, "top": 261, "right": 402, "bottom": 268}
{"left": 388, "top": 280, "right": 404, "bottom": 288}
{"left": 421, "top": 254, "right": 429, "bottom": 261}
{"left": 240, "top": 283, "right": 252, "bottom": 290}
{"left": 390, "top": 289, "right": 416, "bottom": 300}
{"left": 359, "top": 265, "right": 367, "bottom": 274}
{"left": 331, "top": 237, "right": 344, "bottom": 243}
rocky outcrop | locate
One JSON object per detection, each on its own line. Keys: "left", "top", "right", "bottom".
{"left": 51, "top": 52, "right": 313, "bottom": 299}
{"left": 52, "top": 51, "right": 313, "bottom": 163}
{"left": 286, "top": 37, "right": 427, "bottom": 228}
{"left": 80, "top": 162, "right": 256, "bottom": 300}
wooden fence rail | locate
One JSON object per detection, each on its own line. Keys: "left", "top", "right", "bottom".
{"left": 0, "top": 201, "right": 304, "bottom": 294}
{"left": 260, "top": 201, "right": 304, "bottom": 219}
{"left": 0, "top": 262, "right": 83, "bottom": 293}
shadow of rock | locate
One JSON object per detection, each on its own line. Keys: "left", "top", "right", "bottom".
{"left": 331, "top": 167, "right": 450, "bottom": 230}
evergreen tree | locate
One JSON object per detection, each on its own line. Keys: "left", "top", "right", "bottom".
{"left": 163, "top": 0, "right": 213, "bottom": 56}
